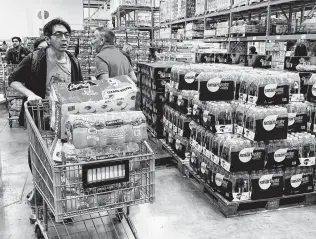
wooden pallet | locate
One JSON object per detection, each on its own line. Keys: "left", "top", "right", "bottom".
{"left": 183, "top": 165, "right": 316, "bottom": 218}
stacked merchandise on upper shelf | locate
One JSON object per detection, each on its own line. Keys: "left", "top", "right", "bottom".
{"left": 171, "top": 0, "right": 186, "bottom": 21}
{"left": 160, "top": 0, "right": 172, "bottom": 23}
{"left": 154, "top": 40, "right": 230, "bottom": 64}
{"left": 114, "top": 30, "right": 150, "bottom": 66}
{"left": 185, "top": 22, "right": 204, "bottom": 39}
{"left": 72, "top": 30, "right": 95, "bottom": 81}
{"left": 162, "top": 63, "right": 316, "bottom": 202}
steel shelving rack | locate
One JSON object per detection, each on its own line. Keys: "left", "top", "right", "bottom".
{"left": 158, "top": 0, "right": 316, "bottom": 46}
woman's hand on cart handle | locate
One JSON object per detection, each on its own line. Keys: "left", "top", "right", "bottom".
{"left": 28, "top": 94, "right": 42, "bottom": 105}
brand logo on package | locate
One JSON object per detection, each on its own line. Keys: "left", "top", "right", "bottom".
{"left": 259, "top": 174, "right": 273, "bottom": 190}
{"left": 290, "top": 174, "right": 303, "bottom": 188}
{"left": 312, "top": 83, "right": 316, "bottom": 96}
{"left": 105, "top": 119, "right": 123, "bottom": 127}
{"left": 274, "top": 148, "right": 288, "bottom": 162}
{"left": 201, "top": 162, "right": 207, "bottom": 174}
{"left": 68, "top": 81, "right": 96, "bottom": 91}
{"left": 215, "top": 173, "right": 224, "bottom": 187}
{"left": 239, "top": 148, "right": 255, "bottom": 163}
{"left": 207, "top": 77, "right": 222, "bottom": 92}
{"left": 288, "top": 113, "right": 297, "bottom": 126}
{"left": 263, "top": 115, "right": 278, "bottom": 131}
{"left": 184, "top": 72, "right": 197, "bottom": 84}
{"left": 264, "top": 84, "right": 278, "bottom": 98}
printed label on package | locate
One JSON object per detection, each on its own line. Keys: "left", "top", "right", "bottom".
{"left": 299, "top": 157, "right": 316, "bottom": 166}
{"left": 203, "top": 110, "right": 209, "bottom": 122}
{"left": 239, "top": 148, "right": 255, "bottom": 163}
{"left": 274, "top": 148, "right": 288, "bottom": 162}
{"left": 257, "top": 85, "right": 289, "bottom": 105}
{"left": 215, "top": 173, "right": 224, "bottom": 187}
{"left": 215, "top": 124, "right": 233, "bottom": 133}
{"left": 232, "top": 192, "right": 251, "bottom": 201}
{"left": 312, "top": 83, "right": 316, "bottom": 96}
{"left": 213, "top": 154, "right": 220, "bottom": 165}
{"left": 264, "top": 84, "right": 278, "bottom": 98}
{"left": 220, "top": 158, "right": 231, "bottom": 172}
{"left": 184, "top": 72, "right": 197, "bottom": 84}
{"left": 205, "top": 149, "right": 211, "bottom": 158}
{"left": 201, "top": 162, "right": 207, "bottom": 174}
{"left": 263, "top": 115, "right": 279, "bottom": 131}
{"left": 289, "top": 113, "right": 307, "bottom": 132}
{"left": 243, "top": 129, "right": 255, "bottom": 141}
{"left": 235, "top": 124, "right": 244, "bottom": 135}
{"left": 290, "top": 174, "right": 303, "bottom": 188}
{"left": 288, "top": 113, "right": 296, "bottom": 126}
{"left": 207, "top": 77, "right": 222, "bottom": 92}
{"left": 259, "top": 174, "right": 273, "bottom": 190}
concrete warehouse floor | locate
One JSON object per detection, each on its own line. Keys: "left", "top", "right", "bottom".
{"left": 1, "top": 104, "right": 316, "bottom": 239}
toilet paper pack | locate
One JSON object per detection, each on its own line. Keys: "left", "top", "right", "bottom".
{"left": 50, "top": 76, "right": 138, "bottom": 139}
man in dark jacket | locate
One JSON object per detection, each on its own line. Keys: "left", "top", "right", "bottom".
{"left": 9, "top": 18, "right": 83, "bottom": 105}
{"left": 6, "top": 37, "right": 31, "bottom": 64}
{"left": 9, "top": 18, "right": 83, "bottom": 209}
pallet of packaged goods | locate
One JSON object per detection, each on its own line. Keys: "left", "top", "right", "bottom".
{"left": 184, "top": 162, "right": 316, "bottom": 218}
{"left": 162, "top": 63, "right": 316, "bottom": 217}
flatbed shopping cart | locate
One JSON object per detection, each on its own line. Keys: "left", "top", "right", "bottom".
{"left": 4, "top": 64, "right": 24, "bottom": 127}
{"left": 25, "top": 100, "right": 155, "bottom": 239}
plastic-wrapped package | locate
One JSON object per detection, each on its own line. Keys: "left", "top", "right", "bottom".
{"left": 50, "top": 76, "right": 137, "bottom": 139}
{"left": 61, "top": 142, "right": 140, "bottom": 163}
{"left": 247, "top": 72, "right": 290, "bottom": 105}
{"left": 251, "top": 169, "right": 284, "bottom": 200}
{"left": 244, "top": 106, "right": 288, "bottom": 141}
{"left": 198, "top": 71, "right": 236, "bottom": 101}
{"left": 65, "top": 111, "right": 148, "bottom": 149}
{"left": 221, "top": 137, "right": 265, "bottom": 172}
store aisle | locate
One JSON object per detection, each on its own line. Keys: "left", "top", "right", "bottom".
{"left": 1, "top": 105, "right": 316, "bottom": 239}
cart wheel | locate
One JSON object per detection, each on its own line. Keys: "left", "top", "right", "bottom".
{"left": 35, "top": 225, "right": 44, "bottom": 239}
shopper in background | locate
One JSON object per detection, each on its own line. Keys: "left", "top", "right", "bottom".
{"left": 5, "top": 37, "right": 31, "bottom": 64}
{"left": 249, "top": 46, "right": 258, "bottom": 55}
{"left": 17, "top": 37, "right": 49, "bottom": 128}
{"left": 91, "top": 27, "right": 137, "bottom": 83}
{"left": 9, "top": 18, "right": 83, "bottom": 212}
{"left": 1, "top": 41, "right": 8, "bottom": 52}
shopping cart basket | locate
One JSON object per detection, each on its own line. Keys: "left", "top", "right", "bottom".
{"left": 4, "top": 64, "right": 24, "bottom": 127}
{"left": 25, "top": 100, "right": 155, "bottom": 239}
